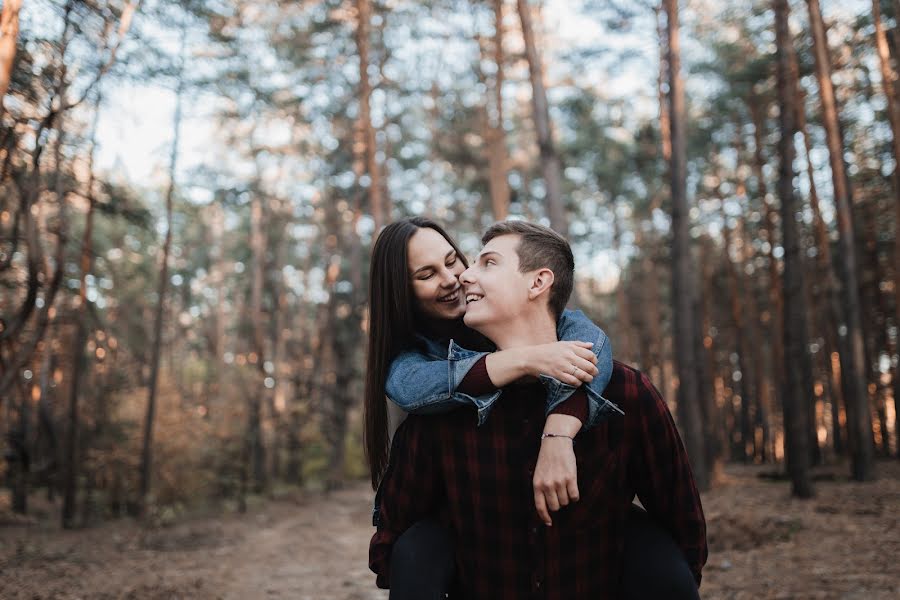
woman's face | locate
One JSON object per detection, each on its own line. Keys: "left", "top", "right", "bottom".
{"left": 407, "top": 227, "right": 467, "bottom": 321}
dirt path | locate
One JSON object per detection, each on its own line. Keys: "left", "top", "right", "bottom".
{"left": 0, "top": 485, "right": 387, "bottom": 600}
{"left": 1, "top": 464, "right": 898, "bottom": 599}
{"left": 219, "top": 488, "right": 386, "bottom": 600}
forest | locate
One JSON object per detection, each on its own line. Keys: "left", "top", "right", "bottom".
{"left": 0, "top": 0, "right": 898, "bottom": 598}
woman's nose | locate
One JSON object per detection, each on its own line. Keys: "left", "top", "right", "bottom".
{"left": 439, "top": 267, "right": 457, "bottom": 287}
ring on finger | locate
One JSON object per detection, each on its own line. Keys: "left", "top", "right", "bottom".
{"left": 570, "top": 364, "right": 579, "bottom": 376}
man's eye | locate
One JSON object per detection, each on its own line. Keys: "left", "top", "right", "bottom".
{"left": 485, "top": 259, "right": 495, "bottom": 266}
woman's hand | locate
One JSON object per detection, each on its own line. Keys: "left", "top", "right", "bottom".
{"left": 533, "top": 414, "right": 582, "bottom": 527}
{"left": 522, "top": 341, "right": 599, "bottom": 386}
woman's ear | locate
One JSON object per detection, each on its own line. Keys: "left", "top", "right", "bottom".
{"left": 528, "top": 268, "right": 555, "bottom": 300}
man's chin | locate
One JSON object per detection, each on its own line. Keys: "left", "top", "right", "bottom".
{"left": 462, "top": 308, "right": 488, "bottom": 331}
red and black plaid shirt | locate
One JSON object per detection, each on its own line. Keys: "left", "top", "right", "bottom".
{"left": 370, "top": 360, "right": 707, "bottom": 599}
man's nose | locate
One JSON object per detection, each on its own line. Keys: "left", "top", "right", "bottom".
{"left": 460, "top": 266, "right": 475, "bottom": 285}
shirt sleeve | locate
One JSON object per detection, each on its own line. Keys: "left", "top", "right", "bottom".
{"left": 369, "top": 417, "right": 444, "bottom": 589}
{"left": 457, "top": 355, "right": 498, "bottom": 396}
{"left": 553, "top": 309, "right": 618, "bottom": 428}
{"left": 628, "top": 373, "right": 708, "bottom": 586}
{"left": 548, "top": 388, "right": 588, "bottom": 424}
{"left": 460, "top": 356, "right": 587, "bottom": 426}
{"left": 386, "top": 347, "right": 502, "bottom": 423}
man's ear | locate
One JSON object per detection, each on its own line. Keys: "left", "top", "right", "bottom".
{"left": 528, "top": 268, "right": 555, "bottom": 301}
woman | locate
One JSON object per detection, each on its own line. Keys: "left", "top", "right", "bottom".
{"left": 365, "top": 217, "right": 699, "bottom": 600}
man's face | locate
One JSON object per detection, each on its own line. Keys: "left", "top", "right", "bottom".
{"left": 460, "top": 235, "right": 530, "bottom": 331}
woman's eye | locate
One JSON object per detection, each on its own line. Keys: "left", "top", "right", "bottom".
{"left": 419, "top": 272, "right": 434, "bottom": 280}
{"left": 446, "top": 256, "right": 457, "bottom": 267}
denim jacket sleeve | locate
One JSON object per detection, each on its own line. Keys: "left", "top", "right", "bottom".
{"left": 385, "top": 341, "right": 503, "bottom": 426}
{"left": 546, "top": 309, "right": 624, "bottom": 429}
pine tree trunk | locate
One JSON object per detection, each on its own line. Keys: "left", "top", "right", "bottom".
{"left": 872, "top": 0, "right": 900, "bottom": 461}
{"left": 697, "top": 243, "right": 723, "bottom": 479}
{"left": 62, "top": 89, "right": 103, "bottom": 524}
{"left": 805, "top": 0, "right": 875, "bottom": 481}
{"left": 486, "top": 0, "right": 510, "bottom": 220}
{"left": 516, "top": 0, "right": 566, "bottom": 234}
{"left": 205, "top": 201, "right": 226, "bottom": 417}
{"left": 10, "top": 381, "right": 29, "bottom": 514}
{"left": 248, "top": 187, "right": 268, "bottom": 493}
{"left": 664, "top": 0, "right": 708, "bottom": 490}
{"left": 723, "top": 215, "right": 753, "bottom": 463}
{"left": 855, "top": 188, "right": 891, "bottom": 455}
{"left": 747, "top": 101, "right": 786, "bottom": 448}
{"left": 792, "top": 64, "right": 847, "bottom": 457}
{"left": 630, "top": 229, "right": 650, "bottom": 371}
{"left": 52, "top": 61, "right": 83, "bottom": 527}
{"left": 355, "top": 0, "right": 385, "bottom": 231}
{"left": 286, "top": 373, "right": 307, "bottom": 486}
{"left": 612, "top": 208, "right": 633, "bottom": 362}
{"left": 139, "top": 31, "right": 185, "bottom": 511}
{"left": 37, "top": 349, "right": 58, "bottom": 500}
{"left": 656, "top": 6, "right": 672, "bottom": 164}
{"left": 774, "top": 0, "right": 814, "bottom": 498}
{"left": 739, "top": 222, "right": 772, "bottom": 461}
{"left": 0, "top": 0, "right": 22, "bottom": 115}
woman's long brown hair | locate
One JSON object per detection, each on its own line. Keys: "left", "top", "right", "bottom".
{"left": 364, "top": 217, "right": 469, "bottom": 489}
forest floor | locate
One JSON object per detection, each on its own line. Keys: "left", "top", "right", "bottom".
{"left": 0, "top": 462, "right": 898, "bottom": 600}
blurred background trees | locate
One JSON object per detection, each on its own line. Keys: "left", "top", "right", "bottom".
{"left": 1, "top": 0, "right": 899, "bottom": 525}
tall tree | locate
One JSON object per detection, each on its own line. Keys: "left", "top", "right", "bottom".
{"left": 872, "top": 0, "right": 900, "bottom": 460}
{"left": 722, "top": 210, "right": 754, "bottom": 463}
{"left": 805, "top": 0, "right": 875, "bottom": 480}
{"left": 784, "top": 39, "right": 847, "bottom": 456}
{"left": 664, "top": 0, "right": 708, "bottom": 490}
{"left": 355, "top": 0, "right": 385, "bottom": 232}
{"left": 139, "top": 26, "right": 185, "bottom": 511}
{"left": 773, "top": 0, "right": 814, "bottom": 498}
{"left": 61, "top": 87, "right": 104, "bottom": 525}
{"left": 247, "top": 152, "right": 268, "bottom": 493}
{"left": 0, "top": 0, "right": 22, "bottom": 113}
{"left": 516, "top": 0, "right": 566, "bottom": 234}
{"left": 484, "top": 0, "right": 510, "bottom": 220}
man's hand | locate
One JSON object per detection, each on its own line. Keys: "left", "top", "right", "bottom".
{"left": 533, "top": 414, "right": 581, "bottom": 527}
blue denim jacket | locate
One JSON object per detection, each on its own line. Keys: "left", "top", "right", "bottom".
{"left": 385, "top": 309, "right": 623, "bottom": 430}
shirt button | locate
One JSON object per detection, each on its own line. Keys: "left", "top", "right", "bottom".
{"left": 531, "top": 526, "right": 538, "bottom": 534}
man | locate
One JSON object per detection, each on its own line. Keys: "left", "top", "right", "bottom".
{"left": 370, "top": 221, "right": 707, "bottom": 599}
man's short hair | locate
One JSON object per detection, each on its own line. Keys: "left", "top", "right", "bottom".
{"left": 482, "top": 221, "right": 574, "bottom": 321}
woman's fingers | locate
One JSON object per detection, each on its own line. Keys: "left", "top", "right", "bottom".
{"left": 572, "top": 346, "right": 599, "bottom": 364}
{"left": 556, "top": 362, "right": 593, "bottom": 384}
{"left": 560, "top": 374, "right": 583, "bottom": 386}
{"left": 575, "top": 358, "right": 597, "bottom": 379}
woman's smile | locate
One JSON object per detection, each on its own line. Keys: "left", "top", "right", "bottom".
{"left": 437, "top": 287, "right": 461, "bottom": 303}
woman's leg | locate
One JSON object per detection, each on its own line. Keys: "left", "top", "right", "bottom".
{"left": 388, "top": 518, "right": 455, "bottom": 600}
{"left": 623, "top": 504, "right": 700, "bottom": 600}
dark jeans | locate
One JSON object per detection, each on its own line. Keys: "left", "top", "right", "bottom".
{"left": 389, "top": 518, "right": 456, "bottom": 600}
{"left": 388, "top": 505, "right": 699, "bottom": 600}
